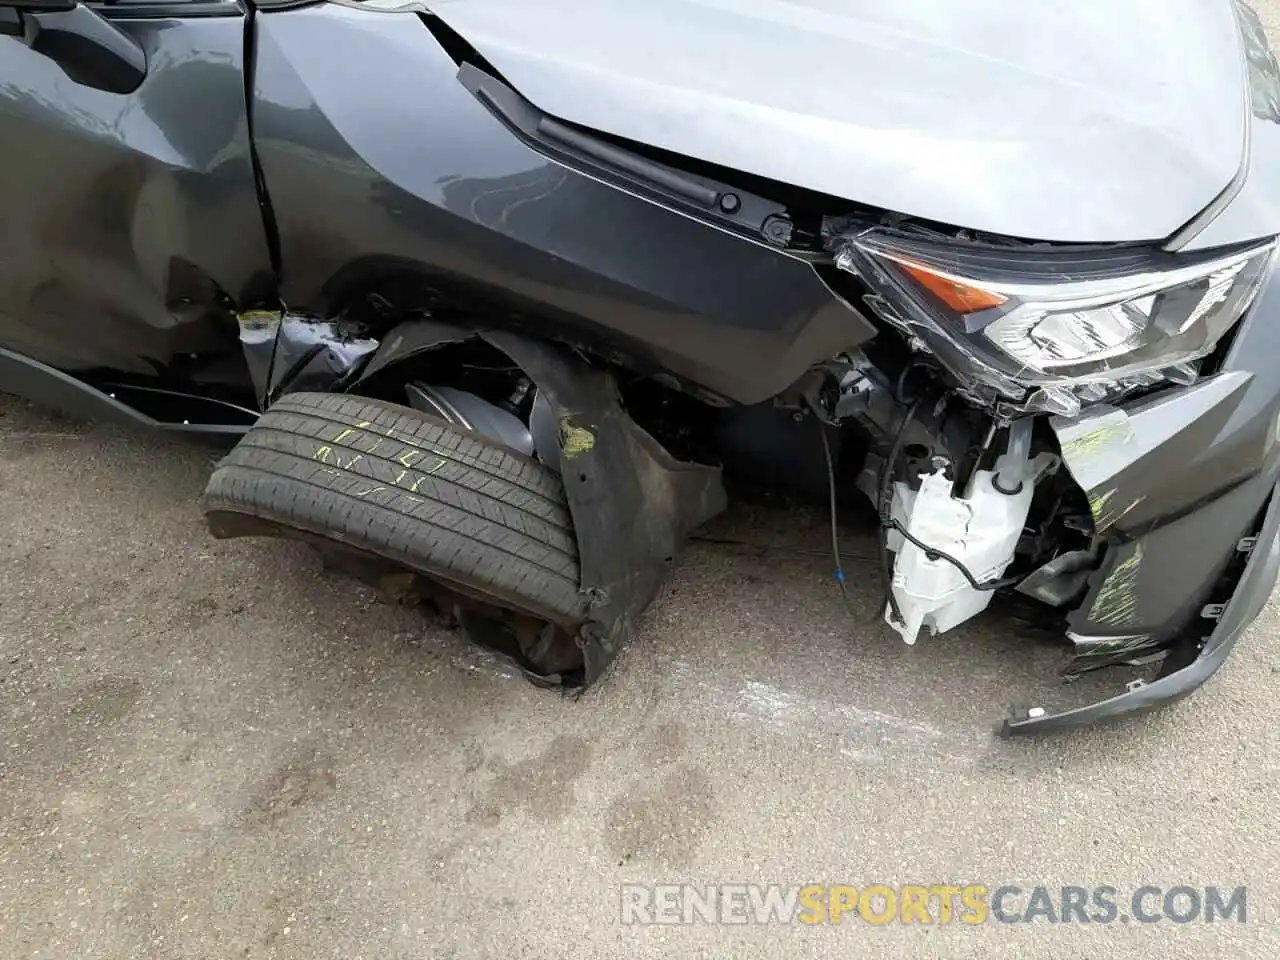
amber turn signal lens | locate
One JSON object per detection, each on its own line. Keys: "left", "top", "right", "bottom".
{"left": 896, "top": 259, "right": 1007, "bottom": 315}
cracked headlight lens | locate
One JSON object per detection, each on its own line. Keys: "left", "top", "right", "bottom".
{"left": 836, "top": 230, "right": 1276, "bottom": 415}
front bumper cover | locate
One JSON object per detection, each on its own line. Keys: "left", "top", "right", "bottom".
{"left": 1003, "top": 479, "right": 1280, "bottom": 734}
{"left": 1001, "top": 255, "right": 1280, "bottom": 733}
{"left": 984, "top": 0, "right": 1280, "bottom": 733}
{"left": 998, "top": 252, "right": 1280, "bottom": 732}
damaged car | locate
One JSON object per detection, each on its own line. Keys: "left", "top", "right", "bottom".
{"left": 3, "top": 0, "right": 1280, "bottom": 733}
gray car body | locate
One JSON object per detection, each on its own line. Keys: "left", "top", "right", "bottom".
{"left": 4, "top": 0, "right": 1280, "bottom": 732}
{"left": 424, "top": 0, "right": 1257, "bottom": 246}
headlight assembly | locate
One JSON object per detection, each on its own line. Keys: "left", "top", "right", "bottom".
{"left": 835, "top": 230, "right": 1277, "bottom": 415}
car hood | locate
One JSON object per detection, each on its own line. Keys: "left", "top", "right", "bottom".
{"left": 430, "top": 0, "right": 1248, "bottom": 243}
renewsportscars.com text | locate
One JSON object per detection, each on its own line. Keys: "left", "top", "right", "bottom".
{"left": 619, "top": 883, "right": 1247, "bottom": 926}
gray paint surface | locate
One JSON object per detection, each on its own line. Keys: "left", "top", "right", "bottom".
{"left": 432, "top": 0, "right": 1247, "bottom": 242}
{"left": 251, "top": 4, "right": 875, "bottom": 406}
{"left": 0, "top": 11, "right": 270, "bottom": 373}
{"left": 1180, "top": 0, "right": 1280, "bottom": 250}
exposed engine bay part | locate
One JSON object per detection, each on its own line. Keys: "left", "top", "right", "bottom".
{"left": 883, "top": 419, "right": 1060, "bottom": 643}
{"left": 1015, "top": 550, "right": 1097, "bottom": 608}
{"left": 800, "top": 348, "right": 1090, "bottom": 646}
{"left": 833, "top": 351, "right": 974, "bottom": 503}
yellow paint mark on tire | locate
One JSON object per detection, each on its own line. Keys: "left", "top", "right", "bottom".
{"left": 398, "top": 449, "right": 427, "bottom": 469}
{"left": 332, "top": 420, "right": 373, "bottom": 445}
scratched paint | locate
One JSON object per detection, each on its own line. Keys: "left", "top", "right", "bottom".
{"left": 1088, "top": 489, "right": 1116, "bottom": 524}
{"left": 1058, "top": 414, "right": 1135, "bottom": 465}
{"left": 1089, "top": 544, "right": 1143, "bottom": 627}
{"left": 1063, "top": 632, "right": 1157, "bottom": 678}
{"left": 1088, "top": 488, "right": 1146, "bottom": 531}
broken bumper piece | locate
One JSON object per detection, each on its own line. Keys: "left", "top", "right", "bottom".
{"left": 1002, "top": 479, "right": 1280, "bottom": 735}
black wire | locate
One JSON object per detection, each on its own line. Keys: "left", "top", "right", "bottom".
{"left": 887, "top": 519, "right": 1024, "bottom": 592}
{"left": 792, "top": 386, "right": 1022, "bottom": 623}
{"left": 799, "top": 393, "right": 862, "bottom": 617}
{"left": 876, "top": 394, "right": 926, "bottom": 625}
{"left": 814, "top": 413, "right": 867, "bottom": 622}
{"left": 893, "top": 363, "right": 919, "bottom": 405}
{"left": 816, "top": 423, "right": 852, "bottom": 596}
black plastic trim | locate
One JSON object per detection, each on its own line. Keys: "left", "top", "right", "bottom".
{"left": 537, "top": 117, "right": 719, "bottom": 210}
{"left": 0, "top": 347, "right": 253, "bottom": 436}
{"left": 458, "top": 62, "right": 791, "bottom": 247}
{"left": 93, "top": 0, "right": 243, "bottom": 19}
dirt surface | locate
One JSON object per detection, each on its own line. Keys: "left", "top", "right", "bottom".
{"left": 2, "top": 390, "right": 1276, "bottom": 960}
{"left": 6, "top": 7, "right": 1280, "bottom": 957}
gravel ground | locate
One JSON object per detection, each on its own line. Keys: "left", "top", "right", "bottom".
{"left": 6, "top": 7, "right": 1280, "bottom": 958}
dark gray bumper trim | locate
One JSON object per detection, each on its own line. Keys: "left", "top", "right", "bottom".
{"left": 1001, "top": 480, "right": 1280, "bottom": 735}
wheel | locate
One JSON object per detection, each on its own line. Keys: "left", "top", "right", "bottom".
{"left": 202, "top": 392, "right": 586, "bottom": 647}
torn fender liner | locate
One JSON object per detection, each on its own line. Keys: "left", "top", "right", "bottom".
{"left": 349, "top": 318, "right": 473, "bottom": 383}
{"left": 486, "top": 332, "right": 727, "bottom": 682}
{"left": 355, "top": 322, "right": 727, "bottom": 685}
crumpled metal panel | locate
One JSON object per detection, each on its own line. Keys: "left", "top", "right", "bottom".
{"left": 238, "top": 311, "right": 381, "bottom": 408}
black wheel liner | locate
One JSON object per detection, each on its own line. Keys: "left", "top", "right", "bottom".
{"left": 327, "top": 322, "right": 726, "bottom": 686}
